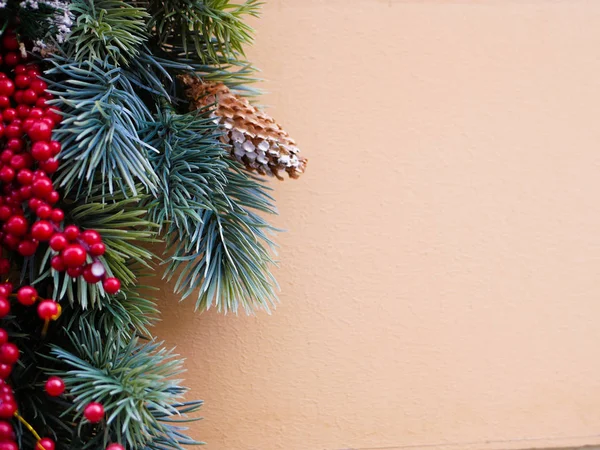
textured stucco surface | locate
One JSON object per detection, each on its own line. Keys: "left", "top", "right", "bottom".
{"left": 154, "top": 1, "right": 600, "bottom": 449}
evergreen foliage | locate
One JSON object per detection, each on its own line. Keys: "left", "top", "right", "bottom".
{"left": 0, "top": 0, "right": 298, "bottom": 448}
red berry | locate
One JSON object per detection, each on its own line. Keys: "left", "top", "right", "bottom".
{"left": 4, "top": 52, "right": 19, "bottom": 67}
{"left": 0, "top": 400, "right": 17, "bottom": 419}
{"left": 18, "top": 186, "right": 31, "bottom": 200}
{"left": 38, "top": 438, "right": 56, "bottom": 450}
{"left": 0, "top": 299, "right": 9, "bottom": 319}
{"left": 63, "top": 247, "right": 86, "bottom": 270}
{"left": 27, "top": 121, "right": 52, "bottom": 141}
{"left": 39, "top": 158, "right": 59, "bottom": 173}
{"left": 82, "top": 264, "right": 101, "bottom": 283}
{"left": 0, "top": 96, "right": 8, "bottom": 108}
{"left": 0, "top": 420, "right": 13, "bottom": 439}
{"left": 50, "top": 208, "right": 64, "bottom": 223}
{"left": 27, "top": 63, "right": 41, "bottom": 74}
{"left": 14, "top": 74, "right": 30, "bottom": 89}
{"left": 28, "top": 198, "right": 41, "bottom": 211}
{"left": 1, "top": 109, "right": 15, "bottom": 122}
{"left": 45, "top": 376, "right": 65, "bottom": 397}
{"left": 31, "top": 141, "right": 52, "bottom": 161}
{"left": 28, "top": 108, "right": 43, "bottom": 119}
{"left": 9, "top": 154, "right": 27, "bottom": 170}
{"left": 0, "top": 167, "right": 14, "bottom": 184}
{"left": 103, "top": 277, "right": 121, "bottom": 294}
{"left": 16, "top": 104, "right": 30, "bottom": 118}
{"left": 31, "top": 79, "right": 47, "bottom": 95}
{"left": 89, "top": 242, "right": 106, "bottom": 257}
{"left": 17, "top": 286, "right": 37, "bottom": 306}
{"left": 5, "top": 216, "right": 27, "bottom": 236}
{"left": 63, "top": 225, "right": 79, "bottom": 241}
{"left": 0, "top": 441, "right": 17, "bottom": 450}
{"left": 22, "top": 118, "right": 34, "bottom": 131}
{"left": 2, "top": 234, "right": 19, "bottom": 250}
{"left": 50, "top": 255, "right": 65, "bottom": 272}
{"left": 21, "top": 193, "right": 32, "bottom": 206}
{"left": 31, "top": 220, "right": 53, "bottom": 241}
{"left": 0, "top": 364, "right": 12, "bottom": 379}
{"left": 44, "top": 108, "right": 62, "bottom": 125}
{"left": 91, "top": 261, "right": 106, "bottom": 278}
{"left": 0, "top": 330, "right": 7, "bottom": 345}
{"left": 47, "top": 190, "right": 60, "bottom": 204}
{"left": 49, "top": 233, "right": 67, "bottom": 251}
{"left": 0, "top": 260, "right": 9, "bottom": 276}
{"left": 0, "top": 80, "right": 14, "bottom": 97}
{"left": 37, "top": 300, "right": 59, "bottom": 320}
{"left": 36, "top": 204, "right": 52, "bottom": 219}
{"left": 4, "top": 124, "right": 20, "bottom": 139}
{"left": 0, "top": 151, "right": 13, "bottom": 164}
{"left": 49, "top": 141, "right": 61, "bottom": 156}
{"left": 0, "top": 207, "right": 10, "bottom": 221}
{"left": 106, "top": 444, "right": 125, "bottom": 450}
{"left": 66, "top": 266, "right": 83, "bottom": 278}
{"left": 32, "top": 177, "right": 53, "bottom": 198}
{"left": 1, "top": 34, "right": 18, "bottom": 51}
{"left": 18, "top": 240, "right": 37, "bottom": 257}
{"left": 84, "top": 402, "right": 104, "bottom": 423}
{"left": 22, "top": 88, "right": 37, "bottom": 105}
{"left": 13, "top": 90, "right": 23, "bottom": 104}
{"left": 16, "top": 168, "right": 33, "bottom": 185}
{"left": 82, "top": 230, "right": 101, "bottom": 245}
{"left": 0, "top": 344, "right": 18, "bottom": 365}
{"left": 6, "top": 138, "right": 22, "bottom": 152}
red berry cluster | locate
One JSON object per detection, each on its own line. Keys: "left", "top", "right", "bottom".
{"left": 0, "top": 329, "right": 19, "bottom": 450}
{"left": 0, "top": 331, "right": 17, "bottom": 418}
{"left": 0, "top": 30, "right": 120, "bottom": 294}
{"left": 0, "top": 328, "right": 56, "bottom": 450}
{"left": 13, "top": 284, "right": 61, "bottom": 323}
{"left": 0, "top": 30, "right": 123, "bottom": 450}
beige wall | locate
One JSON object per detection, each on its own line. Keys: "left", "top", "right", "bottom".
{"left": 155, "top": 1, "right": 600, "bottom": 449}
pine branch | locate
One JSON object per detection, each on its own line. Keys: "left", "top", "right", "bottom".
{"left": 68, "top": 187, "right": 159, "bottom": 285}
{"left": 143, "top": 105, "right": 279, "bottom": 312}
{"left": 49, "top": 324, "right": 203, "bottom": 449}
{"left": 66, "top": 284, "right": 160, "bottom": 339}
{"left": 123, "top": 44, "right": 192, "bottom": 101}
{"left": 165, "top": 162, "right": 279, "bottom": 313}
{"left": 144, "top": 106, "right": 229, "bottom": 234}
{"left": 158, "top": 42, "right": 261, "bottom": 95}
{"left": 67, "top": 0, "right": 149, "bottom": 66}
{"left": 148, "top": 0, "right": 262, "bottom": 64}
{"left": 46, "top": 58, "right": 160, "bottom": 198}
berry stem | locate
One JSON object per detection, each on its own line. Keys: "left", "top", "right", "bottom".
{"left": 41, "top": 318, "right": 49, "bottom": 337}
{"left": 13, "top": 410, "right": 42, "bottom": 441}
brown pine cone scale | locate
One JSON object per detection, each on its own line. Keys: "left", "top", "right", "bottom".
{"left": 182, "top": 76, "right": 307, "bottom": 179}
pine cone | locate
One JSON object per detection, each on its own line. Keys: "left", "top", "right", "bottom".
{"left": 181, "top": 76, "right": 307, "bottom": 179}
